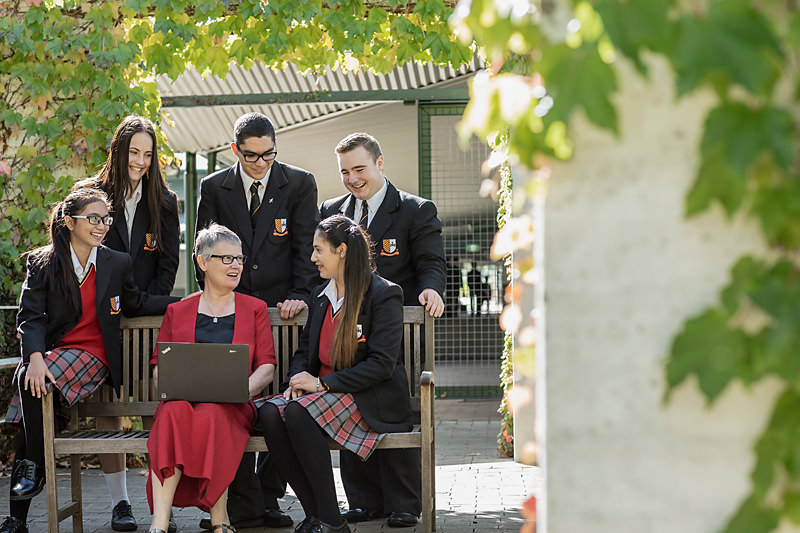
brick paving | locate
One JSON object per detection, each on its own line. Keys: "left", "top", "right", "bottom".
{"left": 0, "top": 399, "right": 540, "bottom": 532}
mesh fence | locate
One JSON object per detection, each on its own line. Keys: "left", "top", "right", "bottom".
{"left": 420, "top": 104, "right": 504, "bottom": 398}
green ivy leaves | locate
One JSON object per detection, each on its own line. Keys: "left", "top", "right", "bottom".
{"left": 672, "top": 2, "right": 783, "bottom": 97}
{"left": 687, "top": 102, "right": 796, "bottom": 220}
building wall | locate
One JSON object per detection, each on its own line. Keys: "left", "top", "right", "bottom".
{"left": 545, "top": 56, "right": 780, "bottom": 532}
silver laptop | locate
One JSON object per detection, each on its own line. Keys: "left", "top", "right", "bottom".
{"left": 157, "top": 342, "right": 249, "bottom": 403}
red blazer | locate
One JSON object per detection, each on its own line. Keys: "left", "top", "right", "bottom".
{"left": 150, "top": 292, "right": 276, "bottom": 372}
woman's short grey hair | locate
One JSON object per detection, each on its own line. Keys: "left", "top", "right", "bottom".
{"left": 195, "top": 223, "right": 241, "bottom": 258}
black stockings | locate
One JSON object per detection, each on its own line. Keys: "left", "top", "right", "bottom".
{"left": 258, "top": 401, "right": 344, "bottom": 526}
{"left": 9, "top": 365, "right": 47, "bottom": 522}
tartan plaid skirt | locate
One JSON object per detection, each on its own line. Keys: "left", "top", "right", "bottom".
{"left": 4, "top": 347, "right": 109, "bottom": 423}
{"left": 266, "top": 392, "right": 384, "bottom": 460}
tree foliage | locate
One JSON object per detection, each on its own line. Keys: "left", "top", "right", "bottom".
{"left": 0, "top": 0, "right": 472, "bottom": 309}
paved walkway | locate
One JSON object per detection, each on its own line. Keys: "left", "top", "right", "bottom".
{"left": 0, "top": 399, "right": 541, "bottom": 532}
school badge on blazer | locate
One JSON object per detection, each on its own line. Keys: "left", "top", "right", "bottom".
{"left": 356, "top": 324, "right": 366, "bottom": 342}
{"left": 273, "top": 218, "right": 288, "bottom": 236}
{"left": 380, "top": 238, "right": 399, "bottom": 257}
{"left": 143, "top": 233, "right": 158, "bottom": 251}
{"left": 109, "top": 296, "right": 121, "bottom": 315}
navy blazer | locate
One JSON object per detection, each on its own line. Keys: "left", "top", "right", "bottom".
{"left": 285, "top": 273, "right": 412, "bottom": 434}
{"left": 103, "top": 186, "right": 180, "bottom": 295}
{"left": 17, "top": 246, "right": 179, "bottom": 394}
{"left": 320, "top": 179, "right": 446, "bottom": 307}
{"left": 196, "top": 161, "right": 319, "bottom": 305}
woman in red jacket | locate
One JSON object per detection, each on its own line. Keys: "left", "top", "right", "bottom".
{"left": 146, "top": 224, "right": 276, "bottom": 533}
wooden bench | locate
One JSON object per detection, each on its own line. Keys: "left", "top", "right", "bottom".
{"left": 41, "top": 307, "right": 436, "bottom": 532}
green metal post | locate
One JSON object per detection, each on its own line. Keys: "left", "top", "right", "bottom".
{"left": 184, "top": 152, "right": 199, "bottom": 295}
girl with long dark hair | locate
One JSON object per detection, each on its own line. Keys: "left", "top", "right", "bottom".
{"left": 0, "top": 188, "right": 177, "bottom": 533}
{"left": 75, "top": 115, "right": 180, "bottom": 296}
{"left": 257, "top": 215, "right": 413, "bottom": 533}
{"left": 73, "top": 115, "right": 181, "bottom": 530}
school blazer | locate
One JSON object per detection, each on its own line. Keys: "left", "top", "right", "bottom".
{"left": 196, "top": 161, "right": 319, "bottom": 306}
{"left": 285, "top": 273, "right": 413, "bottom": 434}
{"left": 320, "top": 179, "right": 446, "bottom": 306}
{"left": 17, "top": 246, "right": 179, "bottom": 394}
{"left": 104, "top": 187, "right": 181, "bottom": 295}
{"left": 149, "top": 292, "right": 277, "bottom": 372}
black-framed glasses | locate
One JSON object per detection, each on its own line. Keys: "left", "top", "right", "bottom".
{"left": 209, "top": 254, "right": 247, "bottom": 265}
{"left": 237, "top": 145, "right": 278, "bottom": 163}
{"left": 71, "top": 215, "right": 113, "bottom": 226}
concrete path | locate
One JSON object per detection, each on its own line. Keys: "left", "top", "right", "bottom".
{"left": 0, "top": 399, "right": 541, "bottom": 532}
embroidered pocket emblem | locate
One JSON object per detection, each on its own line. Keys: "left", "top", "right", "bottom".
{"left": 357, "top": 324, "right": 366, "bottom": 342}
{"left": 380, "top": 238, "right": 399, "bottom": 256}
{"left": 273, "top": 218, "right": 288, "bottom": 236}
{"left": 144, "top": 233, "right": 158, "bottom": 251}
{"left": 110, "top": 296, "right": 121, "bottom": 315}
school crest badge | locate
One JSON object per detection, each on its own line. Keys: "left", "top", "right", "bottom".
{"left": 143, "top": 233, "right": 158, "bottom": 251}
{"left": 273, "top": 218, "right": 288, "bottom": 236}
{"left": 110, "top": 296, "right": 121, "bottom": 315}
{"left": 357, "top": 324, "right": 366, "bottom": 342}
{"left": 380, "top": 238, "right": 399, "bottom": 257}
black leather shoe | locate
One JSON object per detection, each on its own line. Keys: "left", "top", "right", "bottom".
{"left": 309, "top": 519, "right": 350, "bottom": 533}
{"left": 265, "top": 508, "right": 293, "bottom": 528}
{"left": 111, "top": 500, "right": 137, "bottom": 531}
{"left": 199, "top": 514, "right": 265, "bottom": 530}
{"left": 0, "top": 517, "right": 28, "bottom": 533}
{"left": 387, "top": 512, "right": 418, "bottom": 528}
{"left": 295, "top": 516, "right": 317, "bottom": 532}
{"left": 9, "top": 459, "right": 45, "bottom": 501}
{"left": 341, "top": 508, "right": 382, "bottom": 523}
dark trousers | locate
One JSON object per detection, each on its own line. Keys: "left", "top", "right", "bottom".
{"left": 226, "top": 452, "right": 287, "bottom": 520}
{"left": 340, "top": 448, "right": 421, "bottom": 516}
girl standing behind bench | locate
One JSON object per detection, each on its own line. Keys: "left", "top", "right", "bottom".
{"left": 258, "top": 214, "right": 413, "bottom": 533}
{"left": 74, "top": 114, "right": 181, "bottom": 531}
{"left": 0, "top": 188, "right": 178, "bottom": 533}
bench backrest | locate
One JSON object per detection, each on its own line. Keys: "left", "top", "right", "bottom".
{"left": 73, "top": 306, "right": 433, "bottom": 426}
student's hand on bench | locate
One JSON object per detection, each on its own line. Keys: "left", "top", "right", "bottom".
{"left": 277, "top": 298, "right": 307, "bottom": 320}
{"left": 25, "top": 352, "right": 55, "bottom": 398}
{"left": 419, "top": 288, "right": 444, "bottom": 318}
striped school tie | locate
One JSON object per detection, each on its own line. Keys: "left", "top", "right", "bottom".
{"left": 359, "top": 201, "right": 369, "bottom": 228}
{"left": 249, "top": 182, "right": 262, "bottom": 226}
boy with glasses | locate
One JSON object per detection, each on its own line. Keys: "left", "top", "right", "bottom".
{"left": 195, "top": 112, "right": 320, "bottom": 529}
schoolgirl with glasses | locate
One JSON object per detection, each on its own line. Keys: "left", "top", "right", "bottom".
{"left": 0, "top": 188, "right": 177, "bottom": 533}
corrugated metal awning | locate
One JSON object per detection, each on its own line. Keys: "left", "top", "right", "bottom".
{"left": 156, "top": 57, "right": 482, "bottom": 153}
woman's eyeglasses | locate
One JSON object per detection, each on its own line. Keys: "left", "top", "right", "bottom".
{"left": 209, "top": 254, "right": 247, "bottom": 265}
{"left": 71, "top": 215, "right": 113, "bottom": 226}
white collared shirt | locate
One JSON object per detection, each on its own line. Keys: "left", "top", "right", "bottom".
{"left": 321, "top": 279, "right": 344, "bottom": 314}
{"left": 341, "top": 178, "right": 389, "bottom": 227}
{"left": 70, "top": 244, "right": 98, "bottom": 283}
{"left": 124, "top": 181, "right": 142, "bottom": 239}
{"left": 240, "top": 163, "right": 271, "bottom": 205}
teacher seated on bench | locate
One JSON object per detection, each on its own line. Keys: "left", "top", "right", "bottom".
{"left": 146, "top": 224, "right": 276, "bottom": 533}
{"left": 258, "top": 215, "right": 413, "bottom": 533}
